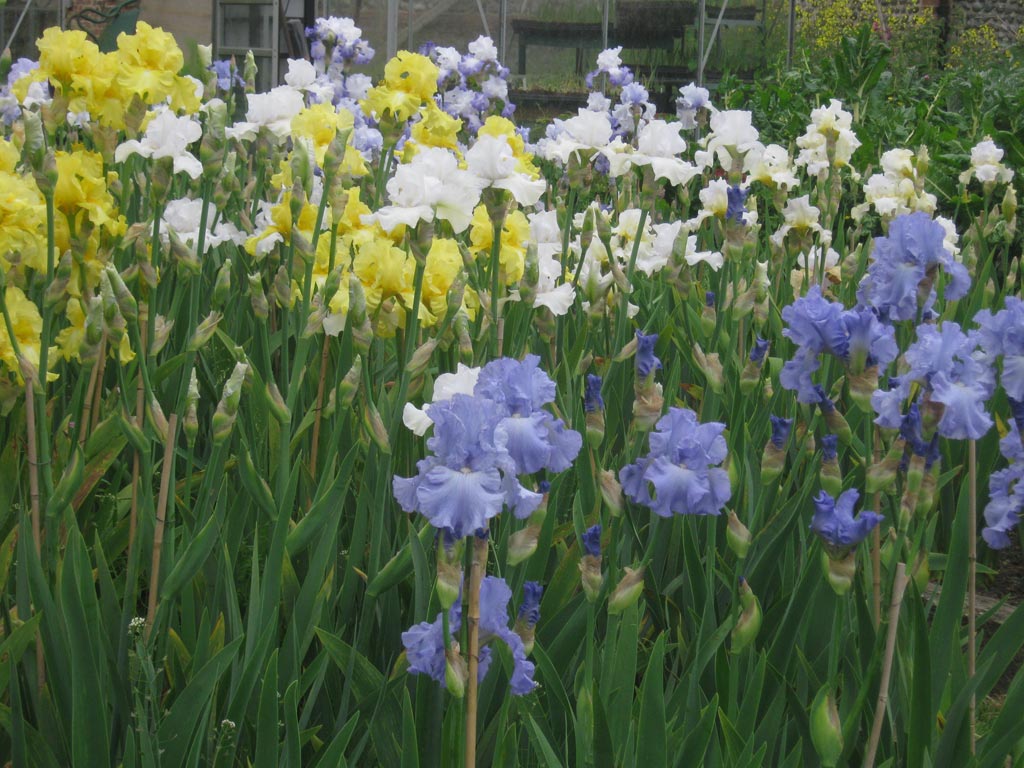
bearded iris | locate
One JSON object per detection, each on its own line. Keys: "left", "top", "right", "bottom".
{"left": 811, "top": 489, "right": 883, "bottom": 555}
{"left": 402, "top": 576, "right": 537, "bottom": 695}
{"left": 620, "top": 408, "right": 731, "bottom": 517}
{"left": 395, "top": 356, "right": 581, "bottom": 537}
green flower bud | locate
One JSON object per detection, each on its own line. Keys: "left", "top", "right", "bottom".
{"left": 731, "top": 578, "right": 762, "bottom": 652}
{"left": 212, "top": 362, "right": 248, "bottom": 444}
{"left": 184, "top": 368, "right": 200, "bottom": 446}
{"left": 147, "top": 396, "right": 169, "bottom": 445}
{"left": 599, "top": 469, "right": 623, "bottom": 517}
{"left": 339, "top": 356, "right": 362, "bottom": 408}
{"left": 823, "top": 550, "right": 856, "bottom": 596}
{"left": 212, "top": 258, "right": 232, "bottom": 308}
{"left": 579, "top": 554, "right": 604, "bottom": 602}
{"left": 264, "top": 381, "right": 290, "bottom": 424}
{"left": 437, "top": 559, "right": 463, "bottom": 610}
{"left": 363, "top": 398, "right": 391, "bottom": 454}
{"left": 726, "top": 512, "right": 752, "bottom": 559}
{"left": 608, "top": 567, "right": 645, "bottom": 615}
{"left": 810, "top": 685, "right": 844, "bottom": 767}
{"left": 761, "top": 443, "right": 786, "bottom": 484}
{"left": 273, "top": 264, "right": 293, "bottom": 309}
{"left": 445, "top": 645, "right": 467, "bottom": 698}
{"left": 848, "top": 366, "right": 879, "bottom": 412}
{"left": 693, "top": 343, "right": 724, "bottom": 394}
{"left": 188, "top": 311, "right": 222, "bottom": 352}
{"left": 820, "top": 458, "right": 843, "bottom": 498}
{"left": 508, "top": 524, "right": 540, "bottom": 566}
{"left": 866, "top": 439, "right": 905, "bottom": 494}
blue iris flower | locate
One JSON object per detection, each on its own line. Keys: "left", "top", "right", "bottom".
{"left": 582, "top": 524, "right": 602, "bottom": 557}
{"left": 750, "top": 337, "right": 770, "bottom": 364}
{"left": 821, "top": 433, "right": 838, "bottom": 462}
{"left": 517, "top": 582, "right": 543, "bottom": 629}
{"left": 726, "top": 185, "right": 748, "bottom": 223}
{"left": 402, "top": 576, "right": 538, "bottom": 695}
{"left": 811, "top": 489, "right": 883, "bottom": 554}
{"left": 636, "top": 331, "right": 662, "bottom": 380}
{"left": 620, "top": 408, "right": 731, "bottom": 517}
{"left": 983, "top": 422, "right": 1024, "bottom": 549}
{"left": 769, "top": 415, "right": 793, "bottom": 449}
{"left": 857, "top": 212, "right": 970, "bottom": 323}
{"left": 974, "top": 297, "right": 1024, "bottom": 401}
{"left": 584, "top": 374, "right": 605, "bottom": 413}
{"left": 395, "top": 357, "right": 582, "bottom": 537}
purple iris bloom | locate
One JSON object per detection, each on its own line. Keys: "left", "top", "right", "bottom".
{"left": 750, "top": 337, "right": 770, "bottom": 364}
{"left": 899, "top": 322, "right": 994, "bottom": 440}
{"left": 821, "top": 433, "right": 838, "bottom": 462}
{"left": 973, "top": 297, "right": 1024, "bottom": 400}
{"left": 857, "top": 212, "right": 970, "bottom": 323}
{"left": 636, "top": 331, "right": 662, "bottom": 380}
{"left": 982, "top": 422, "right": 1024, "bottom": 549}
{"left": 582, "top": 524, "right": 602, "bottom": 557}
{"left": 782, "top": 286, "right": 850, "bottom": 359}
{"left": 402, "top": 576, "right": 537, "bottom": 695}
{"left": 517, "top": 582, "right": 543, "bottom": 629}
{"left": 811, "top": 489, "right": 883, "bottom": 554}
{"left": 619, "top": 408, "right": 731, "bottom": 517}
{"left": 584, "top": 374, "right": 604, "bottom": 413}
{"left": 769, "top": 415, "right": 792, "bottom": 449}
{"left": 474, "top": 356, "right": 583, "bottom": 476}
{"left": 843, "top": 306, "right": 898, "bottom": 372}
{"left": 620, "top": 82, "right": 649, "bottom": 106}
{"left": 725, "top": 185, "right": 748, "bottom": 223}
{"left": 393, "top": 394, "right": 512, "bottom": 538}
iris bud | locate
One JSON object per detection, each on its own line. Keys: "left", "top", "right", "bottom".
{"left": 810, "top": 686, "right": 843, "bottom": 767}
{"left": 608, "top": 567, "right": 645, "bottom": 615}
{"left": 823, "top": 550, "right": 856, "bottom": 596}
{"left": 445, "top": 645, "right": 468, "bottom": 698}
{"left": 732, "top": 578, "right": 762, "bottom": 652}
{"left": 726, "top": 512, "right": 752, "bottom": 558}
{"left": 508, "top": 524, "right": 540, "bottom": 566}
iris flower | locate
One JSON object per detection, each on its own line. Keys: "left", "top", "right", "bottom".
{"left": 811, "top": 489, "right": 883, "bottom": 555}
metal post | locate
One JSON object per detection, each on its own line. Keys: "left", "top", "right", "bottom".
{"left": 696, "top": 0, "right": 705, "bottom": 86}
{"left": 386, "top": 0, "right": 399, "bottom": 59}
{"left": 601, "top": 0, "right": 610, "bottom": 48}
{"left": 3, "top": 0, "right": 35, "bottom": 54}
{"left": 498, "top": 0, "right": 507, "bottom": 63}
{"left": 407, "top": 0, "right": 413, "bottom": 51}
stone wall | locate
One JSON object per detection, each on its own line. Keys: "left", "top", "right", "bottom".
{"left": 949, "top": 0, "right": 1024, "bottom": 46}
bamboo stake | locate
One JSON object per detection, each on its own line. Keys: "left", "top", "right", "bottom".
{"left": 862, "top": 563, "right": 909, "bottom": 768}
{"left": 145, "top": 413, "right": 178, "bottom": 640}
{"left": 968, "top": 438, "right": 978, "bottom": 754}
{"left": 25, "top": 378, "right": 44, "bottom": 691}
{"left": 465, "top": 534, "right": 488, "bottom": 768}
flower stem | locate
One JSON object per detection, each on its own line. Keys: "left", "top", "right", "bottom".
{"left": 465, "top": 534, "right": 488, "bottom": 768}
{"left": 968, "top": 438, "right": 977, "bottom": 754}
{"left": 145, "top": 413, "right": 178, "bottom": 641}
{"left": 862, "top": 562, "right": 909, "bottom": 768}
{"left": 24, "top": 377, "right": 44, "bottom": 691}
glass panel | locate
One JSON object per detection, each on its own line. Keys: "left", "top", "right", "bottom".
{"left": 219, "top": 3, "right": 275, "bottom": 50}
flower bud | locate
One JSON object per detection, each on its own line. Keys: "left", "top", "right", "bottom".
{"left": 188, "top": 311, "right": 222, "bottom": 352}
{"left": 212, "top": 362, "right": 248, "bottom": 444}
{"left": 508, "top": 524, "right": 540, "bottom": 566}
{"left": 243, "top": 50, "right": 257, "bottom": 92}
{"left": 810, "top": 685, "right": 843, "bottom": 767}
{"left": 339, "top": 356, "right": 361, "bottom": 408}
{"left": 184, "top": 368, "right": 200, "bottom": 446}
{"left": 693, "top": 343, "right": 724, "bottom": 394}
{"left": 408, "top": 338, "right": 438, "bottom": 378}
{"left": 363, "top": 398, "right": 391, "bottom": 454}
{"left": 631, "top": 381, "right": 663, "bottom": 431}
{"left": 147, "top": 395, "right": 169, "bottom": 445}
{"left": 848, "top": 365, "right": 879, "bottom": 412}
{"left": 599, "top": 470, "right": 623, "bottom": 517}
{"left": 264, "top": 381, "right": 290, "bottom": 423}
{"left": 212, "top": 258, "right": 232, "bottom": 308}
{"left": 822, "top": 550, "right": 856, "bottom": 596}
{"left": 700, "top": 291, "right": 717, "bottom": 336}
{"left": 445, "top": 645, "right": 467, "bottom": 698}
{"left": 149, "top": 313, "right": 174, "bottom": 358}
{"left": 608, "top": 566, "right": 645, "bottom": 615}
{"left": 866, "top": 439, "right": 905, "bottom": 493}
{"left": 732, "top": 578, "right": 762, "bottom": 652}
{"left": 249, "top": 273, "right": 269, "bottom": 319}
{"left": 726, "top": 512, "right": 752, "bottom": 559}
{"left": 273, "top": 264, "right": 293, "bottom": 309}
